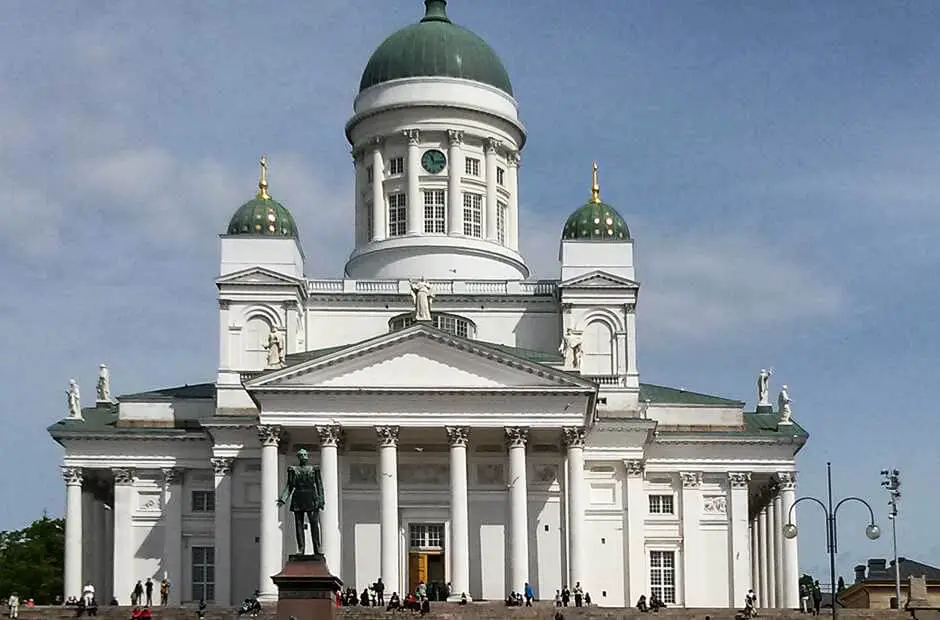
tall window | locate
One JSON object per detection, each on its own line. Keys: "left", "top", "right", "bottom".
{"left": 423, "top": 190, "right": 446, "bottom": 233}
{"left": 648, "top": 494, "right": 674, "bottom": 515}
{"left": 366, "top": 201, "right": 374, "bottom": 240}
{"left": 465, "top": 157, "right": 481, "bottom": 177}
{"left": 389, "top": 157, "right": 404, "bottom": 176}
{"left": 366, "top": 166, "right": 374, "bottom": 184}
{"left": 649, "top": 551, "right": 676, "bottom": 603}
{"left": 191, "top": 490, "right": 215, "bottom": 513}
{"left": 497, "top": 201, "right": 508, "bottom": 244}
{"left": 496, "top": 167, "right": 505, "bottom": 186}
{"left": 191, "top": 546, "right": 215, "bottom": 602}
{"left": 462, "top": 193, "right": 483, "bottom": 238}
{"left": 388, "top": 193, "right": 407, "bottom": 237}
{"left": 581, "top": 321, "right": 615, "bottom": 375}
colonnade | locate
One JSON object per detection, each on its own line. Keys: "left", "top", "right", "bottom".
{"left": 749, "top": 472, "right": 799, "bottom": 608}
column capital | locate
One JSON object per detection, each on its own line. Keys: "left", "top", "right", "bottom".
{"left": 624, "top": 459, "right": 645, "bottom": 478}
{"left": 562, "top": 426, "right": 586, "bottom": 448}
{"left": 403, "top": 129, "right": 421, "bottom": 145}
{"left": 376, "top": 425, "right": 400, "bottom": 448}
{"left": 728, "top": 472, "right": 752, "bottom": 489}
{"left": 62, "top": 466, "right": 83, "bottom": 486}
{"left": 162, "top": 468, "right": 184, "bottom": 486}
{"left": 507, "top": 151, "right": 521, "bottom": 167}
{"left": 484, "top": 137, "right": 501, "bottom": 153}
{"left": 369, "top": 136, "right": 385, "bottom": 149}
{"left": 257, "top": 424, "right": 282, "bottom": 447}
{"left": 504, "top": 426, "right": 529, "bottom": 449}
{"left": 447, "top": 129, "right": 464, "bottom": 146}
{"left": 219, "top": 299, "right": 231, "bottom": 310}
{"left": 446, "top": 426, "right": 470, "bottom": 447}
{"left": 680, "top": 471, "right": 703, "bottom": 489}
{"left": 351, "top": 149, "right": 365, "bottom": 164}
{"left": 112, "top": 468, "right": 135, "bottom": 486}
{"left": 775, "top": 471, "right": 797, "bottom": 490}
{"left": 211, "top": 457, "right": 234, "bottom": 475}
{"left": 316, "top": 425, "right": 344, "bottom": 448}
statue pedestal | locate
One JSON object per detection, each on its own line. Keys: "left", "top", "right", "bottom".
{"left": 272, "top": 554, "right": 342, "bottom": 620}
{"left": 756, "top": 403, "right": 774, "bottom": 414}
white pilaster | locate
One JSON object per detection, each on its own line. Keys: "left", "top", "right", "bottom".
{"left": 773, "top": 491, "right": 784, "bottom": 607}
{"left": 212, "top": 457, "right": 233, "bottom": 606}
{"left": 777, "top": 473, "right": 799, "bottom": 608}
{"left": 750, "top": 521, "right": 758, "bottom": 594}
{"left": 317, "top": 425, "right": 343, "bottom": 576}
{"left": 258, "top": 425, "right": 282, "bottom": 602}
{"left": 729, "top": 473, "right": 752, "bottom": 607}
{"left": 112, "top": 468, "right": 135, "bottom": 605}
{"left": 680, "top": 472, "right": 703, "bottom": 606}
{"left": 162, "top": 468, "right": 183, "bottom": 605}
{"left": 507, "top": 152, "right": 520, "bottom": 250}
{"left": 505, "top": 427, "right": 529, "bottom": 593}
{"left": 218, "top": 301, "right": 231, "bottom": 373}
{"left": 625, "top": 310, "right": 639, "bottom": 387}
{"left": 758, "top": 506, "right": 769, "bottom": 608}
{"left": 563, "top": 427, "right": 586, "bottom": 588}
{"left": 446, "top": 427, "right": 471, "bottom": 601}
{"left": 404, "top": 129, "right": 421, "bottom": 234}
{"left": 484, "top": 138, "right": 500, "bottom": 242}
{"left": 625, "top": 460, "right": 646, "bottom": 603}
{"left": 370, "top": 138, "right": 386, "bottom": 242}
{"left": 63, "top": 467, "right": 83, "bottom": 600}
{"left": 447, "top": 130, "right": 464, "bottom": 235}
{"left": 377, "top": 426, "right": 400, "bottom": 593}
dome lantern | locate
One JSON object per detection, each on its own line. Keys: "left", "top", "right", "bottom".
{"left": 225, "top": 155, "right": 299, "bottom": 238}
{"left": 561, "top": 162, "right": 631, "bottom": 242}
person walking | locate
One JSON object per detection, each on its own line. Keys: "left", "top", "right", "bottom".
{"left": 7, "top": 593, "right": 19, "bottom": 619}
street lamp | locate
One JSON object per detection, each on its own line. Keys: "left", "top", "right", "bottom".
{"left": 881, "top": 469, "right": 902, "bottom": 608}
{"left": 782, "top": 462, "right": 881, "bottom": 620}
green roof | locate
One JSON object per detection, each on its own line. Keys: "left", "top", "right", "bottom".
{"left": 359, "top": 0, "right": 513, "bottom": 96}
{"left": 119, "top": 383, "right": 216, "bottom": 401}
{"left": 562, "top": 200, "right": 630, "bottom": 241}
{"left": 226, "top": 197, "right": 298, "bottom": 237}
{"left": 639, "top": 383, "right": 743, "bottom": 407}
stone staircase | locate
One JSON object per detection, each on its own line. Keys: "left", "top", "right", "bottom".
{"left": 18, "top": 605, "right": 912, "bottom": 620}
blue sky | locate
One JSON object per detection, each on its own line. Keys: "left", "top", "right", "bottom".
{"left": 2, "top": 0, "right": 938, "bottom": 584}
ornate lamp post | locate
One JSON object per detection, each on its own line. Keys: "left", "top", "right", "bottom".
{"left": 782, "top": 462, "right": 881, "bottom": 620}
{"left": 880, "top": 469, "right": 902, "bottom": 608}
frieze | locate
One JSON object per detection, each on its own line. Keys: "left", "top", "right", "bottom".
{"left": 477, "top": 463, "right": 506, "bottom": 486}
{"left": 532, "top": 464, "right": 558, "bottom": 484}
{"left": 400, "top": 463, "right": 448, "bottom": 486}
{"left": 137, "top": 492, "right": 162, "bottom": 512}
{"left": 702, "top": 495, "right": 728, "bottom": 515}
{"left": 349, "top": 463, "right": 377, "bottom": 485}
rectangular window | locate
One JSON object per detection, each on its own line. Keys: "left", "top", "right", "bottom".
{"left": 409, "top": 524, "right": 445, "bottom": 549}
{"left": 648, "top": 494, "right": 674, "bottom": 515}
{"left": 366, "top": 165, "right": 374, "bottom": 184}
{"left": 366, "top": 201, "right": 374, "bottom": 240}
{"left": 465, "top": 157, "right": 481, "bottom": 177}
{"left": 191, "top": 546, "right": 216, "bottom": 603}
{"left": 389, "top": 157, "right": 404, "bottom": 176}
{"left": 497, "top": 201, "right": 508, "bottom": 244}
{"left": 423, "top": 190, "right": 446, "bottom": 233}
{"left": 388, "top": 193, "right": 407, "bottom": 237}
{"left": 191, "top": 490, "right": 215, "bottom": 513}
{"left": 462, "top": 193, "right": 483, "bottom": 238}
{"left": 496, "top": 167, "right": 505, "bottom": 186}
{"left": 649, "top": 551, "right": 676, "bottom": 604}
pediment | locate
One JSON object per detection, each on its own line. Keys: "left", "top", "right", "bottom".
{"left": 245, "top": 325, "right": 596, "bottom": 392}
{"left": 216, "top": 266, "right": 304, "bottom": 287}
{"left": 559, "top": 270, "right": 639, "bottom": 289}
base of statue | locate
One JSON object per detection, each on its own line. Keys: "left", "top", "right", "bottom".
{"left": 756, "top": 403, "right": 774, "bottom": 413}
{"left": 271, "top": 554, "right": 342, "bottom": 620}
{"left": 777, "top": 419, "right": 793, "bottom": 425}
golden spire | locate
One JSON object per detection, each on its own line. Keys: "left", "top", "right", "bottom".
{"left": 590, "top": 160, "right": 601, "bottom": 203}
{"left": 257, "top": 154, "right": 270, "bottom": 200}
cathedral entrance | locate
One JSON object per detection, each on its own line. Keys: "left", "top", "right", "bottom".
{"left": 407, "top": 523, "right": 446, "bottom": 599}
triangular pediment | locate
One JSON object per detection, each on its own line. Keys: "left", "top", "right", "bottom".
{"left": 559, "top": 270, "right": 639, "bottom": 289}
{"left": 245, "top": 325, "right": 596, "bottom": 392}
{"left": 215, "top": 266, "right": 304, "bottom": 287}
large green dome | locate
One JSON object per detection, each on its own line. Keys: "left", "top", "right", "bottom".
{"left": 359, "top": 0, "right": 513, "bottom": 96}
{"left": 561, "top": 163, "right": 631, "bottom": 241}
{"left": 225, "top": 157, "right": 299, "bottom": 238}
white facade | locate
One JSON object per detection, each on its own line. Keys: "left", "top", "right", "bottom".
{"left": 49, "top": 2, "right": 807, "bottom": 610}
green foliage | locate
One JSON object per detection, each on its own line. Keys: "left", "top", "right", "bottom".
{"left": 0, "top": 515, "right": 65, "bottom": 604}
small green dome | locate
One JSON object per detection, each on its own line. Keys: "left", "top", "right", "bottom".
{"left": 359, "top": 0, "right": 513, "bottom": 96}
{"left": 225, "top": 156, "right": 299, "bottom": 238}
{"left": 561, "top": 162, "right": 631, "bottom": 241}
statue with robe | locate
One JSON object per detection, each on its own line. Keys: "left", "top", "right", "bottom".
{"left": 264, "top": 330, "right": 285, "bottom": 368}
{"left": 757, "top": 368, "right": 773, "bottom": 406}
{"left": 277, "top": 448, "right": 325, "bottom": 556}
{"left": 559, "top": 328, "right": 583, "bottom": 369}
{"left": 67, "top": 379, "right": 81, "bottom": 418}
{"left": 96, "top": 364, "right": 111, "bottom": 402}
{"left": 410, "top": 278, "right": 434, "bottom": 322}
{"left": 778, "top": 385, "right": 792, "bottom": 424}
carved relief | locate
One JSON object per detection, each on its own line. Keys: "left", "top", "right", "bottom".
{"left": 533, "top": 464, "right": 558, "bottom": 484}
{"left": 350, "top": 463, "right": 377, "bottom": 485}
{"left": 477, "top": 463, "right": 506, "bottom": 486}
{"left": 137, "top": 492, "right": 162, "bottom": 512}
{"left": 562, "top": 426, "right": 586, "bottom": 448}
{"left": 504, "top": 427, "right": 529, "bottom": 449}
{"left": 113, "top": 468, "right": 135, "bottom": 486}
{"left": 62, "top": 467, "right": 83, "bottom": 486}
{"left": 680, "top": 471, "right": 703, "bottom": 489}
{"left": 375, "top": 426, "right": 400, "bottom": 448}
{"left": 775, "top": 471, "right": 797, "bottom": 490}
{"left": 703, "top": 495, "right": 728, "bottom": 514}
{"left": 211, "top": 457, "right": 233, "bottom": 475}
{"left": 625, "top": 460, "right": 645, "bottom": 478}
{"left": 446, "top": 426, "right": 470, "bottom": 447}
{"left": 257, "top": 425, "right": 282, "bottom": 447}
{"left": 728, "top": 472, "right": 751, "bottom": 489}
{"left": 317, "top": 425, "right": 343, "bottom": 448}
{"left": 400, "top": 463, "right": 448, "bottom": 486}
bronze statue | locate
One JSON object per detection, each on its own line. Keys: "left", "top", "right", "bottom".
{"left": 277, "top": 448, "right": 325, "bottom": 556}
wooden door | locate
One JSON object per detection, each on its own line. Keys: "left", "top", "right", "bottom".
{"left": 408, "top": 552, "right": 429, "bottom": 595}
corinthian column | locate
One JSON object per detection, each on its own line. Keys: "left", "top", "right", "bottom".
{"left": 446, "top": 426, "right": 471, "bottom": 601}
{"left": 317, "top": 425, "right": 343, "bottom": 576}
{"left": 777, "top": 472, "right": 799, "bottom": 608}
{"left": 447, "top": 130, "right": 464, "bottom": 236}
{"left": 404, "top": 129, "right": 421, "bottom": 234}
{"left": 563, "top": 427, "right": 586, "bottom": 588}
{"left": 63, "top": 467, "right": 83, "bottom": 600}
{"left": 505, "top": 426, "right": 529, "bottom": 594}
{"left": 370, "top": 137, "right": 386, "bottom": 242}
{"left": 257, "top": 426, "right": 282, "bottom": 602}
{"left": 161, "top": 468, "right": 183, "bottom": 604}
{"left": 728, "top": 472, "right": 752, "bottom": 606}
{"left": 111, "top": 468, "right": 135, "bottom": 604}
{"left": 211, "top": 457, "right": 234, "bottom": 605}
{"left": 484, "top": 138, "right": 501, "bottom": 241}
{"left": 377, "top": 426, "right": 401, "bottom": 593}
{"left": 680, "top": 472, "right": 704, "bottom": 606}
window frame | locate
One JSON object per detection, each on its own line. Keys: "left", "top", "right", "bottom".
{"left": 496, "top": 200, "right": 508, "bottom": 245}
{"left": 191, "top": 490, "right": 215, "bottom": 514}
{"left": 423, "top": 189, "right": 446, "bottom": 234}
{"left": 389, "top": 156, "right": 404, "bottom": 176}
{"left": 462, "top": 192, "right": 483, "bottom": 238}
{"left": 387, "top": 193, "right": 407, "bottom": 237}
{"left": 648, "top": 494, "right": 675, "bottom": 515}
{"left": 649, "top": 550, "right": 677, "bottom": 604}
{"left": 464, "top": 157, "right": 481, "bottom": 177}
{"left": 496, "top": 167, "right": 505, "bottom": 186}
{"left": 191, "top": 545, "right": 216, "bottom": 603}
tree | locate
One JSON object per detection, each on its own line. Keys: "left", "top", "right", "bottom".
{"left": 0, "top": 515, "right": 64, "bottom": 604}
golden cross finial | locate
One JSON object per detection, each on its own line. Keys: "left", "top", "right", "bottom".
{"left": 257, "top": 154, "right": 270, "bottom": 200}
{"left": 591, "top": 160, "right": 601, "bottom": 203}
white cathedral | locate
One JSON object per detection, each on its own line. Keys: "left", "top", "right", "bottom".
{"left": 50, "top": 0, "right": 807, "bottom": 610}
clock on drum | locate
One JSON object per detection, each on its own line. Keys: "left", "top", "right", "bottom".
{"left": 421, "top": 149, "right": 447, "bottom": 174}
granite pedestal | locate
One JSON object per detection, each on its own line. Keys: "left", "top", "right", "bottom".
{"left": 272, "top": 554, "right": 342, "bottom": 620}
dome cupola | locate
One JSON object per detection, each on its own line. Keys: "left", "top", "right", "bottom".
{"left": 226, "top": 155, "right": 299, "bottom": 238}
{"left": 561, "top": 162, "right": 630, "bottom": 241}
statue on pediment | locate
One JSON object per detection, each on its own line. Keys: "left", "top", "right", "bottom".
{"left": 96, "top": 364, "right": 111, "bottom": 402}
{"left": 264, "top": 329, "right": 285, "bottom": 368}
{"left": 559, "top": 328, "right": 583, "bottom": 369}
{"left": 757, "top": 368, "right": 774, "bottom": 406}
{"left": 778, "top": 385, "right": 793, "bottom": 424}
{"left": 66, "top": 379, "right": 81, "bottom": 418}
{"left": 410, "top": 278, "right": 434, "bottom": 322}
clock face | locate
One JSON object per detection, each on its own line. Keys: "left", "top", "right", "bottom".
{"left": 421, "top": 149, "right": 447, "bottom": 174}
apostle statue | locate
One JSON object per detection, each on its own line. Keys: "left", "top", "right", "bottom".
{"left": 96, "top": 364, "right": 111, "bottom": 402}
{"left": 778, "top": 385, "right": 793, "bottom": 424}
{"left": 410, "top": 278, "right": 434, "bottom": 322}
{"left": 757, "top": 368, "right": 774, "bottom": 406}
{"left": 277, "top": 448, "right": 325, "bottom": 556}
{"left": 559, "top": 328, "right": 583, "bottom": 369}
{"left": 66, "top": 379, "right": 81, "bottom": 418}
{"left": 264, "top": 329, "right": 285, "bottom": 368}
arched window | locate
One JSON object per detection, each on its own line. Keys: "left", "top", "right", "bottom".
{"left": 244, "top": 316, "right": 274, "bottom": 370}
{"left": 389, "top": 313, "right": 477, "bottom": 339}
{"left": 581, "top": 320, "right": 614, "bottom": 376}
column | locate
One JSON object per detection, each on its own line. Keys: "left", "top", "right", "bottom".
{"left": 370, "top": 138, "right": 386, "bottom": 242}
{"left": 258, "top": 426, "right": 282, "bottom": 602}
{"left": 377, "top": 426, "right": 401, "bottom": 593}
{"left": 505, "top": 427, "right": 529, "bottom": 594}
{"left": 353, "top": 151, "right": 364, "bottom": 246}
{"left": 161, "top": 468, "right": 183, "bottom": 604}
{"left": 404, "top": 129, "right": 422, "bottom": 234}
{"left": 625, "top": 460, "right": 646, "bottom": 603}
{"left": 317, "top": 425, "right": 343, "bottom": 577}
{"left": 447, "top": 130, "right": 464, "bottom": 236}
{"left": 211, "top": 457, "right": 233, "bottom": 605}
{"left": 777, "top": 473, "right": 799, "bottom": 608}
{"left": 773, "top": 491, "right": 784, "bottom": 607}
{"left": 750, "top": 521, "right": 758, "bottom": 593}
{"left": 484, "top": 138, "right": 501, "bottom": 241}
{"left": 63, "top": 467, "right": 83, "bottom": 600}
{"left": 758, "top": 506, "right": 769, "bottom": 608}
{"left": 506, "top": 152, "right": 520, "bottom": 250}
{"left": 625, "top": 310, "right": 639, "bottom": 384}
{"left": 112, "top": 468, "right": 135, "bottom": 604}
{"left": 563, "top": 427, "right": 586, "bottom": 588}
{"left": 728, "top": 473, "right": 752, "bottom": 607}
{"left": 446, "top": 427, "right": 471, "bottom": 601}
{"left": 766, "top": 498, "right": 777, "bottom": 607}
{"left": 680, "top": 472, "right": 703, "bottom": 606}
